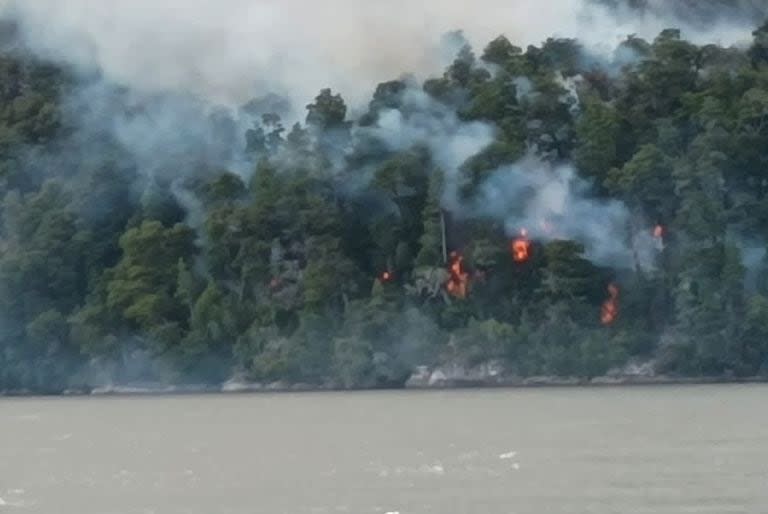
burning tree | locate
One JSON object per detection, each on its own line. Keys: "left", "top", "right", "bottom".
{"left": 445, "top": 251, "right": 470, "bottom": 299}
{"left": 510, "top": 228, "right": 532, "bottom": 263}
{"left": 601, "top": 284, "right": 620, "bottom": 326}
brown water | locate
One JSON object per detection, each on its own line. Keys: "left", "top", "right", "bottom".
{"left": 1, "top": 384, "right": 767, "bottom": 514}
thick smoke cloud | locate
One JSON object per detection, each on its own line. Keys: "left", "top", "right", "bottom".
{"left": 0, "top": 0, "right": 758, "bottom": 112}
{"left": 66, "top": 83, "right": 250, "bottom": 178}
{"left": 0, "top": 0, "right": 760, "bottom": 267}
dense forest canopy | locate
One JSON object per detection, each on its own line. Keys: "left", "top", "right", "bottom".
{"left": 1, "top": 12, "right": 768, "bottom": 393}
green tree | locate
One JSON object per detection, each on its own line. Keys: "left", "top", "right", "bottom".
{"left": 742, "top": 295, "right": 768, "bottom": 375}
{"left": 306, "top": 89, "right": 347, "bottom": 130}
{"left": 749, "top": 21, "right": 768, "bottom": 68}
{"left": 574, "top": 98, "right": 620, "bottom": 183}
{"left": 105, "top": 221, "right": 194, "bottom": 334}
{"left": 606, "top": 144, "right": 676, "bottom": 222}
{"left": 481, "top": 35, "right": 522, "bottom": 67}
{"left": 415, "top": 171, "right": 445, "bottom": 267}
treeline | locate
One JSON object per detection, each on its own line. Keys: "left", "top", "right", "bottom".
{"left": 2, "top": 22, "right": 768, "bottom": 393}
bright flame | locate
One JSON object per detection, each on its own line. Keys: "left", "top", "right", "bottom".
{"left": 446, "top": 251, "right": 470, "bottom": 299}
{"left": 601, "top": 283, "right": 620, "bottom": 326}
{"left": 511, "top": 229, "right": 532, "bottom": 263}
{"left": 653, "top": 225, "right": 664, "bottom": 239}
{"left": 380, "top": 271, "right": 394, "bottom": 283}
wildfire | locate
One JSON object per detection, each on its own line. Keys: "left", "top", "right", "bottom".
{"left": 379, "top": 270, "right": 394, "bottom": 283}
{"left": 511, "top": 229, "right": 532, "bottom": 263}
{"left": 600, "top": 283, "right": 620, "bottom": 326}
{"left": 653, "top": 225, "right": 664, "bottom": 239}
{"left": 446, "top": 251, "right": 470, "bottom": 299}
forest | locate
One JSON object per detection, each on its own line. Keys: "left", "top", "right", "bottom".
{"left": 2, "top": 19, "right": 768, "bottom": 393}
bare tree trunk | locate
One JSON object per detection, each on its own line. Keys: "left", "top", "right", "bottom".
{"left": 440, "top": 210, "right": 448, "bottom": 264}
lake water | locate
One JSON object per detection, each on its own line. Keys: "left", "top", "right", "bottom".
{"left": 1, "top": 384, "right": 767, "bottom": 514}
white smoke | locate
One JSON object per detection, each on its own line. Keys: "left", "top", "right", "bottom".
{"left": 1, "top": 0, "right": 759, "bottom": 267}
{"left": 362, "top": 88, "right": 496, "bottom": 196}
{"left": 0, "top": 0, "right": 757, "bottom": 111}
{"left": 733, "top": 240, "right": 766, "bottom": 292}
{"left": 632, "top": 228, "right": 664, "bottom": 272}
{"left": 358, "top": 90, "right": 633, "bottom": 266}
{"left": 62, "top": 81, "right": 252, "bottom": 179}
{"left": 604, "top": 0, "right": 768, "bottom": 29}
{"left": 468, "top": 156, "right": 633, "bottom": 266}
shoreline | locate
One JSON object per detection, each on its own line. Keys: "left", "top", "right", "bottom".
{"left": 2, "top": 375, "right": 768, "bottom": 398}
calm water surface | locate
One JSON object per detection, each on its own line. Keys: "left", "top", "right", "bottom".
{"left": 1, "top": 384, "right": 767, "bottom": 514}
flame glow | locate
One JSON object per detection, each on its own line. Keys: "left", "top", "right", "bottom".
{"left": 380, "top": 271, "right": 394, "bottom": 283}
{"left": 653, "top": 225, "right": 664, "bottom": 239}
{"left": 446, "top": 251, "right": 470, "bottom": 299}
{"left": 511, "top": 229, "right": 532, "bottom": 263}
{"left": 600, "top": 283, "right": 620, "bottom": 326}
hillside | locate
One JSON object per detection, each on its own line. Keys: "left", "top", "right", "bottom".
{"left": 2, "top": 21, "right": 768, "bottom": 392}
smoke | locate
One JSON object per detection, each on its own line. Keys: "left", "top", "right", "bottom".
{"left": 0, "top": 0, "right": 759, "bottom": 113}
{"left": 170, "top": 179, "right": 206, "bottom": 236}
{"left": 468, "top": 156, "right": 633, "bottom": 266}
{"left": 733, "top": 240, "right": 767, "bottom": 292}
{"left": 595, "top": 0, "right": 768, "bottom": 29}
{"left": 62, "top": 81, "right": 252, "bottom": 181}
{"left": 360, "top": 88, "right": 496, "bottom": 189}
{"left": 356, "top": 89, "right": 633, "bottom": 266}
{"left": 1, "top": 0, "right": 760, "bottom": 267}
{"left": 2, "top": 0, "right": 760, "bottom": 195}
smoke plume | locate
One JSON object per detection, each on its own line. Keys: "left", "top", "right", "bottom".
{"left": 0, "top": 0, "right": 761, "bottom": 266}
{"left": 355, "top": 89, "right": 632, "bottom": 266}
{"left": 0, "top": 0, "right": 759, "bottom": 113}
{"left": 469, "top": 157, "right": 633, "bottom": 266}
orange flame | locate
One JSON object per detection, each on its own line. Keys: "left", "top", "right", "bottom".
{"left": 511, "top": 229, "right": 532, "bottom": 263}
{"left": 446, "top": 251, "right": 470, "bottom": 299}
{"left": 653, "top": 225, "right": 664, "bottom": 239}
{"left": 379, "top": 271, "right": 394, "bottom": 283}
{"left": 601, "top": 283, "right": 620, "bottom": 326}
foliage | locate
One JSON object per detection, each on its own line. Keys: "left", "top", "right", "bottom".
{"left": 3, "top": 24, "right": 768, "bottom": 392}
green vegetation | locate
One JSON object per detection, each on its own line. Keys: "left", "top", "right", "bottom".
{"left": 2, "top": 23, "right": 768, "bottom": 392}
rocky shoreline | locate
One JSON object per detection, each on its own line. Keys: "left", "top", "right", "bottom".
{"left": 2, "top": 365, "right": 767, "bottom": 397}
